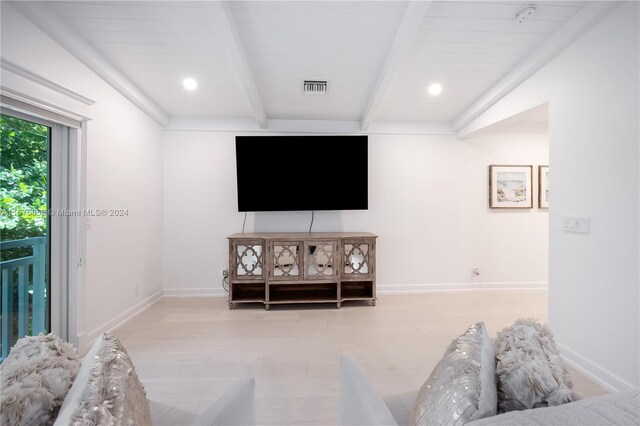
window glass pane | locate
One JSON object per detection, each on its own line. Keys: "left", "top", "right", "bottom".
{"left": 0, "top": 113, "right": 50, "bottom": 358}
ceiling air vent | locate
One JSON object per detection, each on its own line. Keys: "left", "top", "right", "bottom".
{"left": 304, "top": 80, "right": 328, "bottom": 95}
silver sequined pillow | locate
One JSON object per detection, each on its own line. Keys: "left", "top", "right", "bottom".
{"left": 55, "top": 334, "right": 151, "bottom": 426}
{"left": 409, "top": 322, "right": 497, "bottom": 426}
{"left": 495, "top": 319, "right": 575, "bottom": 413}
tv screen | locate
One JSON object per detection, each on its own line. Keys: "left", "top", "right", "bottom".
{"left": 236, "top": 135, "right": 368, "bottom": 212}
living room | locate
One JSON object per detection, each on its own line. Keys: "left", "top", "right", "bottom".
{"left": 0, "top": 1, "right": 638, "bottom": 425}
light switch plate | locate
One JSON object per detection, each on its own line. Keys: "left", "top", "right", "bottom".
{"left": 562, "top": 216, "right": 590, "bottom": 234}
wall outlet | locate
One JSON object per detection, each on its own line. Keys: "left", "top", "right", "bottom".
{"left": 222, "top": 269, "right": 229, "bottom": 278}
{"left": 472, "top": 267, "right": 480, "bottom": 276}
{"left": 134, "top": 283, "right": 140, "bottom": 297}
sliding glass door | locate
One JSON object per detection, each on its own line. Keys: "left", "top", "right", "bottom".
{"left": 0, "top": 113, "right": 50, "bottom": 358}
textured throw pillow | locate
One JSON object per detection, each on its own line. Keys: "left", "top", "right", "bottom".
{"left": 409, "top": 322, "right": 497, "bottom": 426}
{"left": 54, "top": 333, "right": 151, "bottom": 426}
{"left": 495, "top": 319, "right": 575, "bottom": 413}
{"left": 54, "top": 333, "right": 107, "bottom": 425}
{"left": 0, "top": 333, "right": 81, "bottom": 426}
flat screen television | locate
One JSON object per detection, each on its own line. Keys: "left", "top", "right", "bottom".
{"left": 236, "top": 135, "right": 368, "bottom": 212}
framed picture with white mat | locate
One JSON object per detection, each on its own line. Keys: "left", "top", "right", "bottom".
{"left": 489, "top": 165, "right": 533, "bottom": 209}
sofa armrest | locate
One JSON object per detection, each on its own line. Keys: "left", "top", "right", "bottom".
{"left": 467, "top": 390, "right": 639, "bottom": 426}
{"left": 192, "top": 376, "right": 256, "bottom": 426}
{"left": 340, "top": 354, "right": 398, "bottom": 426}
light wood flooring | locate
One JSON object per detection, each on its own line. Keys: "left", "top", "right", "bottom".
{"left": 111, "top": 291, "right": 607, "bottom": 425}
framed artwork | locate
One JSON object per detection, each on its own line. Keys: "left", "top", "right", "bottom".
{"left": 489, "top": 165, "right": 533, "bottom": 209}
{"left": 539, "top": 165, "right": 549, "bottom": 208}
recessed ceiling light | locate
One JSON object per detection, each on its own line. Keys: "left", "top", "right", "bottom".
{"left": 428, "top": 83, "right": 443, "bottom": 96}
{"left": 183, "top": 78, "right": 198, "bottom": 90}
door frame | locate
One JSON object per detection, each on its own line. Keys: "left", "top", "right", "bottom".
{"left": 1, "top": 107, "right": 86, "bottom": 347}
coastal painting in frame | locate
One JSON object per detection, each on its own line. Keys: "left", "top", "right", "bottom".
{"left": 489, "top": 165, "right": 533, "bottom": 209}
{"left": 539, "top": 165, "right": 549, "bottom": 208}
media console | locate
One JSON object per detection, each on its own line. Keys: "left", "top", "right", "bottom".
{"left": 227, "top": 232, "right": 377, "bottom": 310}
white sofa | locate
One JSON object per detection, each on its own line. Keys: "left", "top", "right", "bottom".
{"left": 1, "top": 333, "right": 256, "bottom": 426}
{"left": 340, "top": 354, "right": 640, "bottom": 426}
{"left": 75, "top": 335, "right": 256, "bottom": 426}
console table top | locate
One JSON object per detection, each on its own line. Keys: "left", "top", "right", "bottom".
{"left": 228, "top": 232, "right": 377, "bottom": 239}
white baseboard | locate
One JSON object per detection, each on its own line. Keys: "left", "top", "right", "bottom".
{"left": 84, "top": 290, "right": 163, "bottom": 349}
{"left": 163, "top": 287, "right": 227, "bottom": 298}
{"left": 377, "top": 282, "right": 547, "bottom": 294}
{"left": 161, "top": 284, "right": 545, "bottom": 298}
{"left": 557, "top": 343, "right": 637, "bottom": 392}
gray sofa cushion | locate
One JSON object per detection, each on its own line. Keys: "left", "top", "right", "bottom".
{"left": 150, "top": 401, "right": 198, "bottom": 425}
{"left": 384, "top": 391, "right": 417, "bottom": 426}
{"left": 192, "top": 376, "right": 256, "bottom": 426}
{"left": 468, "top": 390, "right": 639, "bottom": 426}
{"left": 150, "top": 377, "right": 255, "bottom": 426}
{"left": 340, "top": 354, "right": 397, "bottom": 425}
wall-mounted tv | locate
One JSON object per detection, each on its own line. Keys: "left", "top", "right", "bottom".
{"left": 236, "top": 135, "right": 368, "bottom": 212}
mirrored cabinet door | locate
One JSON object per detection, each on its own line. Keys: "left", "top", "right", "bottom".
{"left": 304, "top": 242, "right": 338, "bottom": 279}
{"left": 232, "top": 241, "right": 264, "bottom": 279}
{"left": 270, "top": 242, "right": 302, "bottom": 280}
{"left": 343, "top": 241, "right": 372, "bottom": 277}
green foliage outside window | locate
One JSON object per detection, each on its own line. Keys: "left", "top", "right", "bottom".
{"left": 0, "top": 114, "right": 49, "bottom": 260}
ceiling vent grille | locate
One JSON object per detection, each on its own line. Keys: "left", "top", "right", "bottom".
{"left": 304, "top": 80, "right": 328, "bottom": 95}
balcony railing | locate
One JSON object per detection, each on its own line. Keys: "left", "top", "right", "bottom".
{"left": 0, "top": 236, "right": 47, "bottom": 359}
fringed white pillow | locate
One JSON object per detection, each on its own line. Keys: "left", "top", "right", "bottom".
{"left": 495, "top": 319, "right": 576, "bottom": 413}
{"left": 0, "top": 333, "right": 81, "bottom": 426}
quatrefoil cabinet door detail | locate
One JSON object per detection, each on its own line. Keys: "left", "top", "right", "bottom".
{"left": 232, "top": 241, "right": 264, "bottom": 279}
{"left": 304, "top": 242, "right": 338, "bottom": 280}
{"left": 270, "top": 242, "right": 302, "bottom": 280}
{"left": 343, "top": 241, "right": 373, "bottom": 277}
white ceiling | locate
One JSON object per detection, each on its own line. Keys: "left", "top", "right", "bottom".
{"left": 230, "top": 1, "right": 407, "bottom": 121}
{"left": 32, "top": 1, "right": 590, "bottom": 127}
{"left": 375, "top": 1, "right": 584, "bottom": 122}
{"left": 480, "top": 102, "right": 549, "bottom": 134}
{"left": 47, "top": 1, "right": 255, "bottom": 118}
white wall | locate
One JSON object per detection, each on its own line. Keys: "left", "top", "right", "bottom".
{"left": 1, "top": 4, "right": 164, "bottom": 347}
{"left": 162, "top": 128, "right": 548, "bottom": 295}
{"left": 460, "top": 2, "right": 639, "bottom": 389}
{"left": 3, "top": 0, "right": 634, "bottom": 391}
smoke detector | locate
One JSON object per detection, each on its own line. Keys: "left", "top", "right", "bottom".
{"left": 514, "top": 5, "right": 536, "bottom": 24}
{"left": 303, "top": 80, "right": 328, "bottom": 95}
